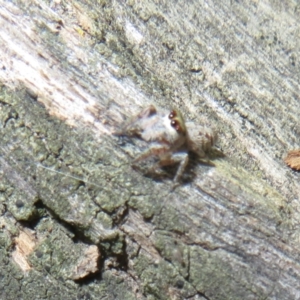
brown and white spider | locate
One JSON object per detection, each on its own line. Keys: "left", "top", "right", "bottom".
{"left": 116, "top": 105, "right": 217, "bottom": 183}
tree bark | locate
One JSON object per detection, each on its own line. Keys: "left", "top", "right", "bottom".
{"left": 0, "top": 0, "right": 299, "bottom": 299}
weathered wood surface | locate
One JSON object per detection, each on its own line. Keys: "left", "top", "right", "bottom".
{"left": 0, "top": 0, "right": 300, "bottom": 299}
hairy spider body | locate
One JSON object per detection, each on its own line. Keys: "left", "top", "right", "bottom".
{"left": 117, "top": 105, "right": 216, "bottom": 183}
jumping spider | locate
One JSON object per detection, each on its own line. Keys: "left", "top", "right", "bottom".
{"left": 116, "top": 105, "right": 217, "bottom": 183}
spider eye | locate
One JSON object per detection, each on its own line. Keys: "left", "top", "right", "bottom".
{"left": 168, "top": 109, "right": 186, "bottom": 134}
{"left": 169, "top": 110, "right": 177, "bottom": 119}
{"left": 171, "top": 120, "right": 180, "bottom": 131}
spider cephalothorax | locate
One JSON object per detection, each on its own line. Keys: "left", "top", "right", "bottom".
{"left": 117, "top": 105, "right": 217, "bottom": 183}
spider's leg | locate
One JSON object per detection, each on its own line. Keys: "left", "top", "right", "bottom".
{"left": 133, "top": 144, "right": 169, "bottom": 163}
{"left": 136, "top": 105, "right": 157, "bottom": 119}
{"left": 115, "top": 105, "right": 157, "bottom": 136}
{"left": 158, "top": 152, "right": 189, "bottom": 183}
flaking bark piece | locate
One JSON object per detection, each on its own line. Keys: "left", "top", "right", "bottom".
{"left": 284, "top": 149, "right": 300, "bottom": 170}
{"left": 70, "top": 245, "right": 100, "bottom": 280}
{"left": 12, "top": 228, "right": 37, "bottom": 272}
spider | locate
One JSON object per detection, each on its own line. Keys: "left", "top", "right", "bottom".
{"left": 116, "top": 105, "right": 217, "bottom": 183}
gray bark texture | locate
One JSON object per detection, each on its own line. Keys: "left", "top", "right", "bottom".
{"left": 0, "top": 0, "right": 299, "bottom": 299}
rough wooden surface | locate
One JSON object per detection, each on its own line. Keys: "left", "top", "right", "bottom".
{"left": 0, "top": 0, "right": 300, "bottom": 299}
